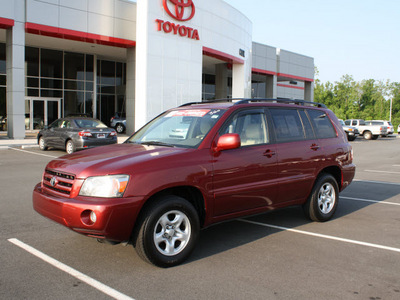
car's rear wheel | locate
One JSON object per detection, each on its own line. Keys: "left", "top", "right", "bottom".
{"left": 303, "top": 173, "right": 339, "bottom": 222}
{"left": 134, "top": 196, "right": 200, "bottom": 268}
{"left": 116, "top": 123, "right": 125, "bottom": 133}
{"left": 66, "top": 140, "right": 75, "bottom": 154}
{"left": 38, "top": 136, "right": 48, "bottom": 151}
{"left": 364, "top": 131, "right": 372, "bottom": 140}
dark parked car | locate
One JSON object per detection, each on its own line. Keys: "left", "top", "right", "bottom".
{"left": 33, "top": 99, "right": 355, "bottom": 267}
{"left": 37, "top": 117, "right": 117, "bottom": 154}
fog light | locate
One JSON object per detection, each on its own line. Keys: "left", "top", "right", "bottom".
{"left": 90, "top": 211, "right": 97, "bottom": 223}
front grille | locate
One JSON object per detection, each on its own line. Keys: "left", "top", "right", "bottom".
{"left": 43, "top": 169, "right": 76, "bottom": 196}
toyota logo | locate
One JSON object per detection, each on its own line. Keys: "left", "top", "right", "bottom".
{"left": 163, "top": 0, "right": 195, "bottom": 22}
{"left": 50, "top": 176, "right": 58, "bottom": 187}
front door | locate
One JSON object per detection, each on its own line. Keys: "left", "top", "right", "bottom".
{"left": 212, "top": 109, "right": 278, "bottom": 217}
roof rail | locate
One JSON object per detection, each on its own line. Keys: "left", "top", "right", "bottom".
{"left": 234, "top": 98, "right": 326, "bottom": 108}
{"left": 180, "top": 98, "right": 326, "bottom": 108}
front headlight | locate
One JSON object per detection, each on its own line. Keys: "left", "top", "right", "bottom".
{"left": 79, "top": 175, "right": 130, "bottom": 198}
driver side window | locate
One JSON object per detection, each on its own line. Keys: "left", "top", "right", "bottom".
{"left": 222, "top": 110, "right": 269, "bottom": 146}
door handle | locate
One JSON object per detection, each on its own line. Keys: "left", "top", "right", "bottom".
{"left": 310, "top": 144, "right": 320, "bottom": 151}
{"left": 263, "top": 149, "right": 276, "bottom": 158}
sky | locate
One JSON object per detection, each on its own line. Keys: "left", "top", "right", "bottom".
{"left": 224, "top": 0, "right": 400, "bottom": 84}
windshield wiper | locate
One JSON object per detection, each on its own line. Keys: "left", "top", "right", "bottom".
{"left": 139, "top": 141, "right": 176, "bottom": 147}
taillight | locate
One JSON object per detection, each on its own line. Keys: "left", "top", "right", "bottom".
{"left": 110, "top": 131, "right": 117, "bottom": 136}
{"left": 79, "top": 131, "right": 92, "bottom": 137}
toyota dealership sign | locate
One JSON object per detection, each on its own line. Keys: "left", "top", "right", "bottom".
{"left": 156, "top": 0, "right": 200, "bottom": 40}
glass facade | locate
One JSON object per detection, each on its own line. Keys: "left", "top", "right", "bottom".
{"left": 97, "top": 60, "right": 126, "bottom": 125}
{"left": 22, "top": 46, "right": 125, "bottom": 125}
{"left": 202, "top": 74, "right": 232, "bottom": 100}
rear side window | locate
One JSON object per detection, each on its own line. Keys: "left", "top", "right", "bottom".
{"left": 307, "top": 110, "right": 337, "bottom": 139}
{"left": 270, "top": 109, "right": 305, "bottom": 142}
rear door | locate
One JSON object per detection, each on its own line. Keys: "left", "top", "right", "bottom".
{"left": 269, "top": 108, "right": 320, "bottom": 204}
{"left": 212, "top": 108, "right": 278, "bottom": 216}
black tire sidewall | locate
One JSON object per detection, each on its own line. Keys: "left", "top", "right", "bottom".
{"left": 306, "top": 174, "right": 339, "bottom": 222}
{"left": 138, "top": 196, "right": 200, "bottom": 267}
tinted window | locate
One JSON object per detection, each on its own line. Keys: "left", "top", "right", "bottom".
{"left": 270, "top": 109, "right": 305, "bottom": 142}
{"left": 299, "top": 110, "right": 315, "bottom": 139}
{"left": 307, "top": 110, "right": 337, "bottom": 139}
{"left": 221, "top": 110, "right": 268, "bottom": 146}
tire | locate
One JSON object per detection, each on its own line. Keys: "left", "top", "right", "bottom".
{"left": 66, "top": 140, "right": 75, "bottom": 154}
{"left": 347, "top": 135, "right": 356, "bottom": 141}
{"left": 38, "top": 136, "right": 48, "bottom": 151}
{"left": 116, "top": 123, "right": 125, "bottom": 133}
{"left": 134, "top": 196, "right": 200, "bottom": 268}
{"left": 363, "top": 131, "right": 373, "bottom": 140}
{"left": 303, "top": 173, "right": 339, "bottom": 222}
{"left": 372, "top": 135, "right": 379, "bottom": 140}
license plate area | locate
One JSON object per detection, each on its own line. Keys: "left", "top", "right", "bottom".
{"left": 97, "top": 134, "right": 106, "bottom": 138}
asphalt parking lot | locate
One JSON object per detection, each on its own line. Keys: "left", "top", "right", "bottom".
{"left": 1, "top": 136, "right": 400, "bottom": 300}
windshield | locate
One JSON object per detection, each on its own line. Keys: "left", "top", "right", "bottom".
{"left": 127, "top": 108, "right": 226, "bottom": 148}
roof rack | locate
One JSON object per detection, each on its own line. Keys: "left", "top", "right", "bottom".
{"left": 234, "top": 98, "right": 327, "bottom": 108}
{"left": 180, "top": 98, "right": 326, "bottom": 108}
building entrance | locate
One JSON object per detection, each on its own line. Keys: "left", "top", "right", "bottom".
{"left": 25, "top": 98, "right": 62, "bottom": 130}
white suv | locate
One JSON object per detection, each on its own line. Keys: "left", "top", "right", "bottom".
{"left": 365, "top": 120, "right": 394, "bottom": 136}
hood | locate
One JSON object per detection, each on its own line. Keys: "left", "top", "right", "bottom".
{"left": 46, "top": 143, "right": 190, "bottom": 178}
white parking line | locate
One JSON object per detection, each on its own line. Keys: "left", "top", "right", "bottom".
{"left": 341, "top": 196, "right": 400, "bottom": 206}
{"left": 8, "top": 238, "right": 135, "bottom": 300}
{"left": 354, "top": 179, "right": 400, "bottom": 186}
{"left": 9, "top": 147, "right": 58, "bottom": 158}
{"left": 239, "top": 219, "right": 400, "bottom": 254}
{"left": 364, "top": 169, "right": 400, "bottom": 175}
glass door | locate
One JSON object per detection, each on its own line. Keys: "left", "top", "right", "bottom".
{"left": 25, "top": 98, "right": 62, "bottom": 130}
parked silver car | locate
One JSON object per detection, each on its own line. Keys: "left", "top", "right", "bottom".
{"left": 110, "top": 112, "right": 126, "bottom": 133}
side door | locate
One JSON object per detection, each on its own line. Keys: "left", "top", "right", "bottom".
{"left": 269, "top": 108, "right": 320, "bottom": 204}
{"left": 53, "top": 119, "right": 70, "bottom": 148}
{"left": 212, "top": 108, "right": 278, "bottom": 217}
{"left": 46, "top": 119, "right": 63, "bottom": 147}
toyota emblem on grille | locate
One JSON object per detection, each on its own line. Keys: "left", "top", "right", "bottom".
{"left": 50, "top": 177, "right": 58, "bottom": 187}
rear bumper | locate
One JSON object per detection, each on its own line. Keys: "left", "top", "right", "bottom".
{"left": 341, "top": 163, "right": 356, "bottom": 191}
{"left": 32, "top": 183, "right": 143, "bottom": 242}
{"left": 75, "top": 138, "right": 117, "bottom": 150}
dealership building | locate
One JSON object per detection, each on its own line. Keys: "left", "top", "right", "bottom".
{"left": 0, "top": 0, "right": 314, "bottom": 139}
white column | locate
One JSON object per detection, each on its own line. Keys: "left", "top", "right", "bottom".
{"left": 215, "top": 63, "right": 228, "bottom": 99}
{"left": 304, "top": 81, "right": 314, "bottom": 101}
{"left": 232, "top": 59, "right": 252, "bottom": 99}
{"left": 265, "top": 75, "right": 277, "bottom": 98}
{"left": 6, "top": 0, "right": 25, "bottom": 139}
{"left": 126, "top": 47, "right": 135, "bottom": 134}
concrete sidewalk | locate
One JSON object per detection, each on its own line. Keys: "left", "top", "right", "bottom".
{"left": 0, "top": 131, "right": 129, "bottom": 149}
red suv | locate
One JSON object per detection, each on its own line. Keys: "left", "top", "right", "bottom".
{"left": 33, "top": 99, "right": 355, "bottom": 267}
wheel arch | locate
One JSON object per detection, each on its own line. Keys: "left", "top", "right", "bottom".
{"left": 318, "top": 166, "right": 342, "bottom": 190}
{"left": 130, "top": 185, "right": 206, "bottom": 243}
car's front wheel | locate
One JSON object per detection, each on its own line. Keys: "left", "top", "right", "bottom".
{"left": 65, "top": 140, "right": 75, "bottom": 154}
{"left": 303, "top": 173, "right": 339, "bottom": 222}
{"left": 38, "top": 136, "right": 48, "bottom": 151}
{"left": 134, "top": 196, "right": 200, "bottom": 268}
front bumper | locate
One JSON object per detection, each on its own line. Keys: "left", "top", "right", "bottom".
{"left": 32, "top": 183, "right": 143, "bottom": 242}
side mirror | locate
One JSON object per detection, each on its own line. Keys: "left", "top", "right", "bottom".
{"left": 214, "top": 133, "right": 240, "bottom": 152}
